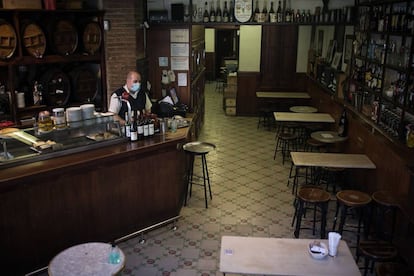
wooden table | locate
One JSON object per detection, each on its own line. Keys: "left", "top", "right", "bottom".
{"left": 311, "top": 131, "right": 348, "bottom": 143}
{"left": 290, "top": 152, "right": 376, "bottom": 169}
{"left": 256, "top": 92, "right": 311, "bottom": 99}
{"left": 274, "top": 112, "right": 335, "bottom": 123}
{"left": 220, "top": 236, "right": 360, "bottom": 276}
{"left": 289, "top": 105, "right": 318, "bottom": 113}
{"left": 48, "top": 242, "right": 125, "bottom": 276}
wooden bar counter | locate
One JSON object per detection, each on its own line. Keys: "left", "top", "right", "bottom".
{"left": 0, "top": 126, "right": 190, "bottom": 275}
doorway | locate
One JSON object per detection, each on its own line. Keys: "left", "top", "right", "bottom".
{"left": 214, "top": 29, "right": 239, "bottom": 79}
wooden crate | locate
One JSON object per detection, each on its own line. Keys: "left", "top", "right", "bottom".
{"left": 225, "top": 98, "right": 236, "bottom": 107}
{"left": 2, "top": 0, "right": 42, "bottom": 9}
{"left": 225, "top": 107, "right": 236, "bottom": 116}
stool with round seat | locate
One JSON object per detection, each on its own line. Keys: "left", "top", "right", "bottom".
{"left": 183, "top": 141, "right": 216, "bottom": 208}
{"left": 332, "top": 190, "right": 372, "bottom": 246}
{"left": 293, "top": 186, "right": 331, "bottom": 239}
{"left": 274, "top": 131, "right": 299, "bottom": 165}
{"left": 317, "top": 167, "right": 346, "bottom": 193}
{"left": 304, "top": 137, "right": 326, "bottom": 152}
{"left": 371, "top": 190, "right": 400, "bottom": 242}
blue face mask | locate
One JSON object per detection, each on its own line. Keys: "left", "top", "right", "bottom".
{"left": 130, "top": 82, "right": 141, "bottom": 93}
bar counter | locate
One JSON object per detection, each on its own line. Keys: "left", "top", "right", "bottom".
{"left": 0, "top": 125, "right": 190, "bottom": 275}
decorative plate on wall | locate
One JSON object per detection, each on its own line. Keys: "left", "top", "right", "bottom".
{"left": 234, "top": 0, "right": 252, "bottom": 23}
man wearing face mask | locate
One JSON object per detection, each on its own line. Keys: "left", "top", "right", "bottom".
{"left": 108, "top": 70, "right": 152, "bottom": 125}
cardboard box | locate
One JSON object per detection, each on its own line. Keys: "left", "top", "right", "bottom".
{"left": 225, "top": 98, "right": 236, "bottom": 107}
{"left": 2, "top": 0, "right": 42, "bottom": 9}
{"left": 225, "top": 107, "right": 236, "bottom": 116}
{"left": 227, "top": 76, "right": 237, "bottom": 86}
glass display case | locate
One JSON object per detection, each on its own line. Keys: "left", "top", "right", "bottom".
{"left": 0, "top": 116, "right": 125, "bottom": 168}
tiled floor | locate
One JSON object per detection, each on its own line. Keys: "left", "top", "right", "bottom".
{"left": 36, "top": 82, "right": 367, "bottom": 276}
{"left": 114, "top": 82, "right": 367, "bottom": 276}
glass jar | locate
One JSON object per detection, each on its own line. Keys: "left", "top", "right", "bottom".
{"left": 52, "top": 108, "right": 66, "bottom": 129}
{"left": 38, "top": 111, "right": 53, "bottom": 132}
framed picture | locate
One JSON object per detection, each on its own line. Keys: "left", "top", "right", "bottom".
{"left": 344, "top": 35, "right": 354, "bottom": 64}
{"left": 331, "top": 52, "right": 342, "bottom": 70}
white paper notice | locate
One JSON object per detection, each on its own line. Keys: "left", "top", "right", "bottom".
{"left": 178, "top": 73, "right": 187, "bottom": 86}
{"left": 170, "top": 29, "right": 189, "bottom": 43}
{"left": 171, "top": 43, "right": 189, "bottom": 57}
{"left": 171, "top": 57, "right": 189, "bottom": 70}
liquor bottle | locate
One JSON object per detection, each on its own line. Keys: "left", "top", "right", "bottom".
{"left": 276, "top": 1, "right": 282, "bottom": 23}
{"left": 223, "top": 1, "right": 229, "bottom": 22}
{"left": 143, "top": 115, "right": 149, "bottom": 138}
{"left": 337, "top": 109, "right": 348, "bottom": 137}
{"left": 269, "top": 2, "right": 276, "bottom": 23}
{"left": 124, "top": 111, "right": 131, "bottom": 138}
{"left": 210, "top": 1, "right": 216, "bottom": 22}
{"left": 203, "top": 2, "right": 210, "bottom": 22}
{"left": 216, "top": 0, "right": 222, "bottom": 22}
{"left": 262, "top": 1, "right": 268, "bottom": 22}
{"left": 137, "top": 114, "right": 144, "bottom": 140}
{"left": 229, "top": 0, "right": 234, "bottom": 22}
{"left": 130, "top": 111, "right": 138, "bottom": 141}
{"left": 148, "top": 117, "right": 155, "bottom": 136}
{"left": 295, "top": 9, "right": 300, "bottom": 22}
{"left": 254, "top": 0, "right": 260, "bottom": 22}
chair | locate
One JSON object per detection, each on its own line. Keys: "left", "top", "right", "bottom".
{"left": 293, "top": 186, "right": 331, "bottom": 239}
{"left": 183, "top": 141, "right": 216, "bottom": 208}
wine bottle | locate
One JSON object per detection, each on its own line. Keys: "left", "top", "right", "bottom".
{"left": 124, "top": 111, "right": 131, "bottom": 138}
{"left": 262, "top": 1, "right": 268, "bottom": 22}
{"left": 223, "top": 1, "right": 229, "bottom": 22}
{"left": 130, "top": 111, "right": 138, "bottom": 141}
{"left": 203, "top": 1, "right": 210, "bottom": 22}
{"left": 254, "top": 0, "right": 260, "bottom": 22}
{"left": 137, "top": 114, "right": 144, "bottom": 140}
{"left": 269, "top": 2, "right": 276, "bottom": 23}
{"left": 143, "top": 115, "right": 149, "bottom": 138}
{"left": 276, "top": 1, "right": 282, "bottom": 23}
{"left": 149, "top": 118, "right": 155, "bottom": 136}
{"left": 229, "top": 0, "right": 234, "bottom": 22}
{"left": 210, "top": 1, "right": 216, "bottom": 22}
{"left": 337, "top": 109, "right": 348, "bottom": 137}
{"left": 216, "top": 0, "right": 222, "bottom": 22}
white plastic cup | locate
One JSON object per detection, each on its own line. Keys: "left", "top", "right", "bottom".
{"left": 328, "top": 232, "right": 341, "bottom": 257}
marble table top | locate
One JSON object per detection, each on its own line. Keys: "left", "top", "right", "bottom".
{"left": 48, "top": 242, "right": 125, "bottom": 276}
{"left": 274, "top": 112, "right": 335, "bottom": 123}
{"left": 256, "top": 92, "right": 311, "bottom": 99}
{"left": 220, "top": 236, "right": 360, "bottom": 276}
{"left": 289, "top": 105, "right": 318, "bottom": 113}
{"left": 290, "top": 152, "right": 376, "bottom": 169}
{"left": 311, "top": 131, "right": 348, "bottom": 143}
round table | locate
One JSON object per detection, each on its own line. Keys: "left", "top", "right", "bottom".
{"left": 48, "top": 242, "right": 125, "bottom": 276}
{"left": 311, "top": 131, "right": 348, "bottom": 143}
{"left": 289, "top": 106, "right": 318, "bottom": 113}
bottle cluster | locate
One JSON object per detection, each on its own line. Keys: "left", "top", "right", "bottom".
{"left": 203, "top": 0, "right": 234, "bottom": 23}
{"left": 125, "top": 110, "right": 156, "bottom": 142}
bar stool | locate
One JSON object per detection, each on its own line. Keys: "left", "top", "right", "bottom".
{"left": 304, "top": 137, "right": 326, "bottom": 152}
{"left": 332, "top": 190, "right": 372, "bottom": 246}
{"left": 371, "top": 190, "right": 400, "bottom": 242}
{"left": 183, "top": 141, "right": 216, "bottom": 208}
{"left": 274, "top": 124, "right": 299, "bottom": 164}
{"left": 317, "top": 167, "right": 346, "bottom": 193}
{"left": 293, "top": 186, "right": 331, "bottom": 239}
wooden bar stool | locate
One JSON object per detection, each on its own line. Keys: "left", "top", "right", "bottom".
{"left": 183, "top": 141, "right": 216, "bottom": 208}
{"left": 293, "top": 186, "right": 331, "bottom": 239}
{"left": 371, "top": 190, "right": 400, "bottom": 242}
{"left": 332, "top": 190, "right": 372, "bottom": 245}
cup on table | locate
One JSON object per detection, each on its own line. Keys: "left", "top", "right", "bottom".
{"left": 328, "top": 231, "right": 341, "bottom": 257}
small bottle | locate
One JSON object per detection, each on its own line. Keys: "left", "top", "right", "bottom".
{"left": 130, "top": 111, "right": 138, "bottom": 141}
{"left": 229, "top": 0, "right": 234, "bottom": 22}
{"left": 108, "top": 243, "right": 121, "bottom": 264}
{"left": 137, "top": 114, "right": 144, "bottom": 140}
{"left": 215, "top": 0, "right": 222, "bottom": 22}
{"left": 209, "top": 1, "right": 216, "bottom": 22}
{"left": 203, "top": 2, "right": 210, "bottom": 22}
{"left": 124, "top": 111, "right": 131, "bottom": 138}
{"left": 276, "top": 1, "right": 282, "bottom": 23}
{"left": 149, "top": 118, "right": 155, "bottom": 137}
{"left": 337, "top": 109, "right": 348, "bottom": 137}
{"left": 143, "top": 115, "right": 149, "bottom": 138}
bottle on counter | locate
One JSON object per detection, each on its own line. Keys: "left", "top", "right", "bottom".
{"left": 130, "top": 110, "right": 138, "bottom": 141}
{"left": 148, "top": 117, "right": 155, "bottom": 137}
{"left": 209, "top": 1, "right": 215, "bottom": 22}
{"left": 229, "top": 0, "right": 234, "bottom": 22}
{"left": 137, "top": 114, "right": 144, "bottom": 140}
{"left": 203, "top": 1, "right": 210, "bottom": 22}
{"left": 108, "top": 243, "right": 121, "bottom": 264}
{"left": 337, "top": 109, "right": 348, "bottom": 137}
{"left": 215, "top": 0, "right": 222, "bottom": 22}
{"left": 269, "top": 2, "right": 276, "bottom": 23}
{"left": 276, "top": 1, "right": 282, "bottom": 23}
{"left": 124, "top": 111, "right": 131, "bottom": 138}
{"left": 223, "top": 1, "right": 229, "bottom": 22}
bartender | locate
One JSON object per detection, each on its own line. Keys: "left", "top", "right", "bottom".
{"left": 108, "top": 70, "right": 152, "bottom": 125}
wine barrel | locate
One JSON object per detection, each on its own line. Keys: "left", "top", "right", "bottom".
{"left": 82, "top": 22, "right": 102, "bottom": 55}
{"left": 69, "top": 65, "right": 99, "bottom": 103}
{"left": 41, "top": 68, "right": 71, "bottom": 106}
{"left": 51, "top": 20, "right": 78, "bottom": 55}
{"left": 21, "top": 21, "right": 46, "bottom": 58}
{"left": 0, "top": 19, "right": 17, "bottom": 59}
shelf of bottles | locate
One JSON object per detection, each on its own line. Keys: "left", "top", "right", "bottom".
{"left": 192, "top": 0, "right": 353, "bottom": 25}
{"left": 350, "top": 0, "right": 414, "bottom": 143}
